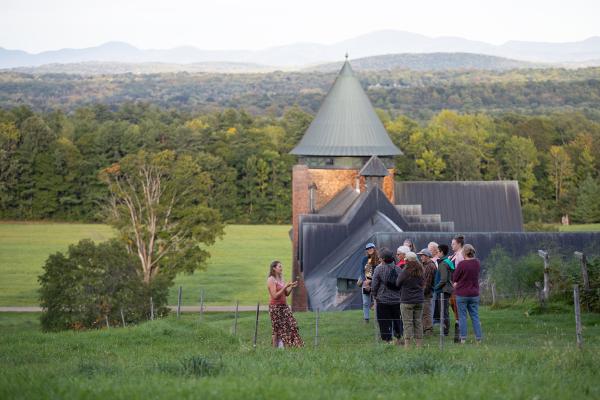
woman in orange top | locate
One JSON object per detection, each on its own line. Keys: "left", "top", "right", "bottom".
{"left": 267, "top": 260, "right": 304, "bottom": 348}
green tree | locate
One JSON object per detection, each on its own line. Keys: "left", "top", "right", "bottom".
{"left": 571, "top": 175, "right": 600, "bottom": 223}
{"left": 100, "top": 150, "right": 223, "bottom": 285}
{"left": 547, "top": 145, "right": 574, "bottom": 205}
{"left": 501, "top": 136, "right": 539, "bottom": 203}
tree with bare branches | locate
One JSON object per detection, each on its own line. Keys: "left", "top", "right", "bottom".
{"left": 100, "top": 150, "right": 223, "bottom": 285}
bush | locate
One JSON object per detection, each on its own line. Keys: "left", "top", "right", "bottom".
{"left": 39, "top": 239, "right": 171, "bottom": 331}
{"left": 485, "top": 247, "right": 600, "bottom": 313}
{"left": 523, "top": 221, "right": 559, "bottom": 232}
{"left": 485, "top": 247, "right": 543, "bottom": 298}
{"left": 579, "top": 257, "right": 600, "bottom": 313}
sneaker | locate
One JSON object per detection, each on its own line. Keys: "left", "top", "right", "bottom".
{"left": 364, "top": 319, "right": 369, "bottom": 324}
{"left": 460, "top": 339, "right": 466, "bottom": 344}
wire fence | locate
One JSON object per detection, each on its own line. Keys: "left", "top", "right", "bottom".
{"left": 101, "top": 285, "right": 600, "bottom": 350}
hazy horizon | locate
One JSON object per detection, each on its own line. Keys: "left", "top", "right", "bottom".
{"left": 2, "top": 0, "right": 599, "bottom": 53}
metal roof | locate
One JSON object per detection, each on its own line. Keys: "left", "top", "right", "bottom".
{"left": 359, "top": 155, "right": 390, "bottom": 177}
{"left": 290, "top": 60, "right": 402, "bottom": 156}
{"left": 395, "top": 181, "right": 524, "bottom": 232}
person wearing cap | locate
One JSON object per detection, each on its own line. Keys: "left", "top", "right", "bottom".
{"left": 371, "top": 247, "right": 403, "bottom": 343}
{"left": 357, "top": 243, "right": 379, "bottom": 323}
{"left": 418, "top": 248, "right": 437, "bottom": 336}
{"left": 396, "top": 245, "right": 410, "bottom": 269}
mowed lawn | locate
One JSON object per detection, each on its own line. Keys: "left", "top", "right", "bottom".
{"left": 560, "top": 223, "right": 600, "bottom": 232}
{"left": 0, "top": 308, "right": 599, "bottom": 399}
{"left": 0, "top": 223, "right": 291, "bottom": 306}
{"left": 0, "top": 223, "right": 115, "bottom": 306}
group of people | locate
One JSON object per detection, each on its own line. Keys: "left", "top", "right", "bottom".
{"left": 358, "top": 235, "right": 483, "bottom": 346}
{"left": 264, "top": 235, "right": 483, "bottom": 349}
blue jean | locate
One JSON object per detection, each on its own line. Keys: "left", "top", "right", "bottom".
{"left": 456, "top": 296, "right": 482, "bottom": 340}
{"left": 362, "top": 292, "right": 371, "bottom": 320}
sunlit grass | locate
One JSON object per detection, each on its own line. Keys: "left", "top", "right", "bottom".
{"left": 0, "top": 223, "right": 291, "bottom": 306}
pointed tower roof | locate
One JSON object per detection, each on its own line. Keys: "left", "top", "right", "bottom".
{"left": 359, "top": 155, "right": 390, "bottom": 177}
{"left": 291, "top": 59, "right": 402, "bottom": 157}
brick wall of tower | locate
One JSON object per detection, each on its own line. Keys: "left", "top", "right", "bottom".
{"left": 291, "top": 165, "right": 395, "bottom": 311}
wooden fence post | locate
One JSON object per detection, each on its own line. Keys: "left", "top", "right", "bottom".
{"left": 120, "top": 308, "right": 126, "bottom": 327}
{"left": 574, "top": 252, "right": 591, "bottom": 312}
{"left": 537, "top": 250, "right": 550, "bottom": 301}
{"left": 253, "top": 302, "right": 260, "bottom": 348}
{"left": 105, "top": 315, "right": 110, "bottom": 329}
{"left": 177, "top": 286, "right": 182, "bottom": 318}
{"left": 373, "top": 300, "right": 379, "bottom": 344}
{"left": 573, "top": 285, "right": 583, "bottom": 349}
{"left": 534, "top": 281, "right": 545, "bottom": 309}
{"left": 491, "top": 282, "right": 497, "bottom": 307}
{"left": 314, "top": 308, "right": 320, "bottom": 347}
{"left": 233, "top": 300, "right": 239, "bottom": 336}
{"left": 150, "top": 297, "right": 154, "bottom": 320}
{"left": 439, "top": 293, "right": 445, "bottom": 350}
{"left": 199, "top": 289, "right": 204, "bottom": 321}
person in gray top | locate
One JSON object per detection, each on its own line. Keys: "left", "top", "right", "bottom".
{"left": 396, "top": 259, "right": 425, "bottom": 348}
{"left": 371, "top": 248, "right": 403, "bottom": 343}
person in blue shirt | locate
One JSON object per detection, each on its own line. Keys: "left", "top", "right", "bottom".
{"left": 357, "top": 242, "right": 379, "bottom": 323}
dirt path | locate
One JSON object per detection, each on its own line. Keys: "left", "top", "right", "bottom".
{"left": 0, "top": 305, "right": 269, "bottom": 313}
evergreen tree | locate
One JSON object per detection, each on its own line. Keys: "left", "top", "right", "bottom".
{"left": 572, "top": 175, "right": 600, "bottom": 223}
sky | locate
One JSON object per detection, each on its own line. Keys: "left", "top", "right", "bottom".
{"left": 2, "top": 0, "right": 599, "bottom": 53}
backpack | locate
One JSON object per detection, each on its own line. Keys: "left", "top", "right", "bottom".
{"left": 384, "top": 266, "right": 400, "bottom": 290}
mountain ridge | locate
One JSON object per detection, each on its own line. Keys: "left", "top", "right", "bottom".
{"left": 2, "top": 30, "right": 600, "bottom": 68}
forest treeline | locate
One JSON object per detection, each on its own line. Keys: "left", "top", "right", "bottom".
{"left": 1, "top": 67, "right": 600, "bottom": 121}
{"left": 1, "top": 103, "right": 599, "bottom": 225}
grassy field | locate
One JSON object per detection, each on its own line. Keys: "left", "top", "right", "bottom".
{"left": 1, "top": 307, "right": 599, "bottom": 399}
{"left": 0, "top": 223, "right": 115, "bottom": 306}
{"left": 0, "top": 223, "right": 291, "bottom": 306}
{"left": 559, "top": 223, "right": 600, "bottom": 232}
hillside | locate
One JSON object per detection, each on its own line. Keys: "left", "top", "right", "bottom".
{"left": 307, "top": 53, "right": 541, "bottom": 72}
{"left": 1, "top": 67, "right": 599, "bottom": 120}
{"left": 7, "top": 61, "right": 279, "bottom": 75}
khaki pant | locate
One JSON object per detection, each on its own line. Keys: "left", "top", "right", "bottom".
{"left": 400, "top": 303, "right": 424, "bottom": 340}
{"left": 422, "top": 295, "right": 433, "bottom": 334}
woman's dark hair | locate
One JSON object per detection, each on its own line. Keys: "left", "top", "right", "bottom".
{"left": 405, "top": 260, "right": 424, "bottom": 278}
{"left": 368, "top": 248, "right": 380, "bottom": 266}
{"left": 269, "top": 260, "right": 281, "bottom": 278}
{"left": 453, "top": 235, "right": 465, "bottom": 247}
{"left": 380, "top": 247, "right": 395, "bottom": 264}
{"left": 438, "top": 244, "right": 449, "bottom": 257}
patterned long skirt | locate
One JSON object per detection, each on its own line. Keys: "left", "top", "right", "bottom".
{"left": 269, "top": 304, "right": 304, "bottom": 348}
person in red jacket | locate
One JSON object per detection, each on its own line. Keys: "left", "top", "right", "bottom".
{"left": 452, "top": 244, "right": 483, "bottom": 343}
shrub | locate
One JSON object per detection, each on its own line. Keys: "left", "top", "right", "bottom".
{"left": 39, "top": 239, "right": 171, "bottom": 331}
{"left": 485, "top": 247, "right": 543, "bottom": 298}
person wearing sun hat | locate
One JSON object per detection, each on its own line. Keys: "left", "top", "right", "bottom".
{"left": 357, "top": 242, "right": 379, "bottom": 323}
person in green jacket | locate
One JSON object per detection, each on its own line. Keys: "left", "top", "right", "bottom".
{"left": 433, "top": 244, "right": 455, "bottom": 336}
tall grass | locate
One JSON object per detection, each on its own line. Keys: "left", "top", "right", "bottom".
{"left": 0, "top": 308, "right": 599, "bottom": 399}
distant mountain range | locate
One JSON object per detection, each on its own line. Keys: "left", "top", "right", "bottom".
{"left": 308, "top": 53, "right": 540, "bottom": 72}
{"left": 8, "top": 61, "right": 277, "bottom": 75}
{"left": 1, "top": 30, "right": 600, "bottom": 70}
{"left": 6, "top": 53, "right": 541, "bottom": 75}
